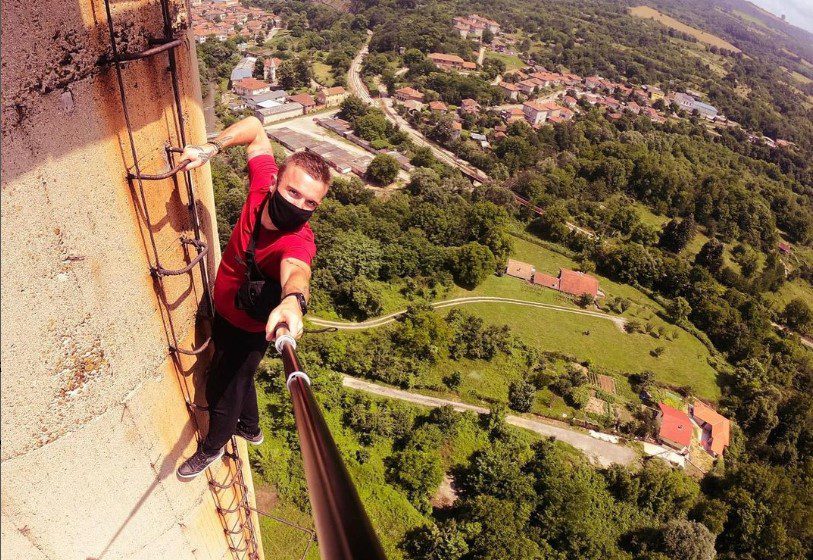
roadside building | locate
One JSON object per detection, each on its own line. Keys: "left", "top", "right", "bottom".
{"left": 429, "top": 100, "right": 448, "bottom": 112}
{"left": 287, "top": 93, "right": 316, "bottom": 113}
{"left": 523, "top": 100, "right": 560, "bottom": 126}
{"left": 316, "top": 86, "right": 348, "bottom": 107}
{"left": 657, "top": 403, "right": 692, "bottom": 454}
{"left": 428, "top": 52, "right": 473, "bottom": 72}
{"left": 394, "top": 86, "right": 424, "bottom": 102}
{"left": 245, "top": 89, "right": 288, "bottom": 110}
{"left": 778, "top": 241, "right": 792, "bottom": 254}
{"left": 516, "top": 78, "right": 538, "bottom": 96}
{"left": 558, "top": 269, "right": 598, "bottom": 297}
{"left": 230, "top": 56, "right": 257, "bottom": 83}
{"left": 690, "top": 402, "right": 730, "bottom": 457}
{"left": 502, "top": 106, "right": 525, "bottom": 123}
{"left": 500, "top": 82, "right": 520, "bottom": 101}
{"left": 506, "top": 259, "right": 535, "bottom": 281}
{"left": 232, "top": 77, "right": 270, "bottom": 96}
{"left": 253, "top": 102, "right": 304, "bottom": 125}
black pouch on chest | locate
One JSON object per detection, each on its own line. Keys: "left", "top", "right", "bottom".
{"left": 234, "top": 197, "right": 282, "bottom": 322}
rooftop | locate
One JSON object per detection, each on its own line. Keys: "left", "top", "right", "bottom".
{"left": 658, "top": 403, "right": 692, "bottom": 448}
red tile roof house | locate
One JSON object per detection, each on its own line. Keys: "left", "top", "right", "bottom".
{"left": 429, "top": 100, "right": 448, "bottom": 112}
{"left": 690, "top": 401, "right": 730, "bottom": 457}
{"left": 232, "top": 77, "right": 271, "bottom": 96}
{"left": 532, "top": 268, "right": 599, "bottom": 298}
{"left": 500, "top": 82, "right": 520, "bottom": 101}
{"left": 287, "top": 93, "right": 316, "bottom": 113}
{"left": 657, "top": 403, "right": 693, "bottom": 454}
{"left": 505, "top": 259, "right": 535, "bottom": 281}
{"left": 394, "top": 86, "right": 424, "bottom": 102}
{"left": 459, "top": 98, "right": 481, "bottom": 115}
{"left": 532, "top": 272, "right": 559, "bottom": 289}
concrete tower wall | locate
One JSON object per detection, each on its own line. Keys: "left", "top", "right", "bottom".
{"left": 1, "top": 0, "right": 263, "bottom": 558}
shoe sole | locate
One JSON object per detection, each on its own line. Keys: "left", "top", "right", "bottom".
{"left": 236, "top": 432, "right": 264, "bottom": 446}
{"left": 177, "top": 448, "right": 224, "bottom": 479}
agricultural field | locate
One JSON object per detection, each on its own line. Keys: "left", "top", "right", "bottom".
{"left": 629, "top": 5, "right": 741, "bottom": 52}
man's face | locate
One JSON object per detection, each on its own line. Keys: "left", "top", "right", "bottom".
{"left": 275, "top": 164, "right": 328, "bottom": 211}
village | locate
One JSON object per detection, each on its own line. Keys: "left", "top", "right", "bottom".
{"left": 504, "top": 255, "right": 732, "bottom": 473}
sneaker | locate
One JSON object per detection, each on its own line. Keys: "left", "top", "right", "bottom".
{"left": 235, "top": 423, "right": 264, "bottom": 445}
{"left": 177, "top": 445, "right": 224, "bottom": 479}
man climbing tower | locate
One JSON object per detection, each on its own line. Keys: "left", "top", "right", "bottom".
{"left": 176, "top": 116, "right": 331, "bottom": 478}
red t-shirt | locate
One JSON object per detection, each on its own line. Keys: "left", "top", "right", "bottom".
{"left": 213, "top": 154, "right": 316, "bottom": 332}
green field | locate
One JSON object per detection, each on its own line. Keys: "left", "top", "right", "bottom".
{"left": 312, "top": 61, "right": 335, "bottom": 87}
{"left": 485, "top": 50, "right": 525, "bottom": 71}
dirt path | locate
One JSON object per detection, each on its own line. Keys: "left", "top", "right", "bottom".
{"left": 342, "top": 375, "right": 639, "bottom": 467}
{"left": 309, "top": 296, "right": 627, "bottom": 331}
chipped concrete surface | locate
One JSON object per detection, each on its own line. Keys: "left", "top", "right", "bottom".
{"left": 1, "top": 0, "right": 262, "bottom": 558}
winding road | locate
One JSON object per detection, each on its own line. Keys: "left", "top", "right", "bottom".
{"left": 342, "top": 375, "right": 638, "bottom": 467}
{"left": 308, "top": 295, "right": 627, "bottom": 331}
{"left": 346, "top": 36, "right": 593, "bottom": 236}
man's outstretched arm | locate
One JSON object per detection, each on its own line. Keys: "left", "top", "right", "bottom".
{"left": 265, "top": 257, "right": 311, "bottom": 341}
{"left": 180, "top": 116, "right": 272, "bottom": 170}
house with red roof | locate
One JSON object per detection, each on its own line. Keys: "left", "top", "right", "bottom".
{"left": 690, "top": 401, "right": 730, "bottom": 457}
{"left": 316, "top": 86, "right": 348, "bottom": 107}
{"left": 657, "top": 403, "right": 692, "bottom": 453}
{"left": 459, "top": 98, "right": 481, "bottom": 115}
{"left": 429, "top": 100, "right": 448, "bottom": 112}
{"left": 506, "top": 259, "right": 535, "bottom": 281}
{"left": 557, "top": 269, "right": 599, "bottom": 297}
{"left": 499, "top": 82, "right": 520, "bottom": 101}
{"left": 530, "top": 268, "right": 599, "bottom": 298}
{"left": 232, "top": 77, "right": 270, "bottom": 97}
{"left": 287, "top": 93, "right": 316, "bottom": 113}
{"left": 394, "top": 87, "right": 424, "bottom": 102}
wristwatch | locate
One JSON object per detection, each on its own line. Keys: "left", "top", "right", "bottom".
{"left": 283, "top": 292, "right": 308, "bottom": 315}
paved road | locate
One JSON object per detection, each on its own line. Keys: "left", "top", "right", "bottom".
{"left": 342, "top": 375, "right": 639, "bottom": 467}
{"left": 308, "top": 295, "right": 627, "bottom": 331}
{"left": 771, "top": 321, "right": 813, "bottom": 349}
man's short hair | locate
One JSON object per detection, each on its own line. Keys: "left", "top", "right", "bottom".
{"left": 278, "top": 151, "right": 331, "bottom": 187}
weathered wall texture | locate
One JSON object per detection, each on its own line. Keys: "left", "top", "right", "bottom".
{"left": 1, "top": 0, "right": 263, "bottom": 558}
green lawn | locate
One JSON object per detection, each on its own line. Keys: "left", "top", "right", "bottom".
{"left": 764, "top": 278, "right": 813, "bottom": 312}
{"left": 485, "top": 50, "right": 525, "bottom": 71}
{"left": 312, "top": 61, "right": 334, "bottom": 87}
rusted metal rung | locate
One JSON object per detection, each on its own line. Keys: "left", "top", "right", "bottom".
{"left": 128, "top": 158, "right": 192, "bottom": 180}
{"left": 209, "top": 477, "right": 239, "bottom": 491}
{"left": 117, "top": 37, "right": 183, "bottom": 61}
{"left": 217, "top": 499, "right": 249, "bottom": 515}
{"left": 228, "top": 541, "right": 248, "bottom": 553}
{"left": 151, "top": 237, "right": 208, "bottom": 277}
{"left": 171, "top": 335, "right": 211, "bottom": 356}
{"left": 224, "top": 522, "right": 247, "bottom": 535}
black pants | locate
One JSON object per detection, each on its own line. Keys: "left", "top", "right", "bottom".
{"left": 202, "top": 313, "right": 270, "bottom": 454}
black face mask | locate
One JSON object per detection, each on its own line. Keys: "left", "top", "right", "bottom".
{"left": 267, "top": 188, "right": 313, "bottom": 232}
